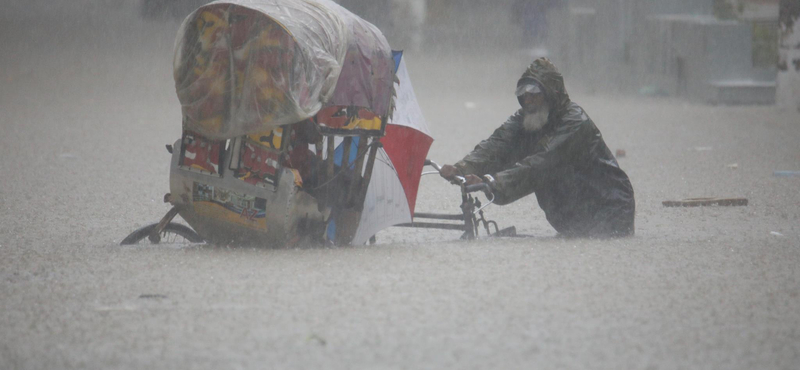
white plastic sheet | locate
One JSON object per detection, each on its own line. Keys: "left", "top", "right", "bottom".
{"left": 173, "top": 0, "right": 394, "bottom": 139}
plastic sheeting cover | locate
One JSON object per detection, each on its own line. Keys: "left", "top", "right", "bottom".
{"left": 173, "top": 0, "right": 394, "bottom": 139}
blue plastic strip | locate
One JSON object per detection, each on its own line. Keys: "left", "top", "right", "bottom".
{"left": 392, "top": 50, "right": 403, "bottom": 74}
{"left": 333, "top": 136, "right": 360, "bottom": 168}
{"left": 326, "top": 219, "right": 336, "bottom": 242}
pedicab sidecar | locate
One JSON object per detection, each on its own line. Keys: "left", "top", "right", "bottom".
{"left": 123, "top": 0, "right": 435, "bottom": 246}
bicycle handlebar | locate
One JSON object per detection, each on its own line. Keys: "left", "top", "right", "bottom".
{"left": 464, "top": 183, "right": 491, "bottom": 194}
{"left": 424, "top": 159, "right": 442, "bottom": 172}
{"left": 424, "top": 158, "right": 496, "bottom": 214}
{"left": 425, "top": 159, "right": 490, "bottom": 195}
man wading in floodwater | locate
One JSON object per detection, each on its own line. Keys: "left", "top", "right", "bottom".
{"left": 440, "top": 58, "right": 635, "bottom": 238}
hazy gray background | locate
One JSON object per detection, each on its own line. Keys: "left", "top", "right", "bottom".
{"left": 1, "top": 1, "right": 799, "bottom": 369}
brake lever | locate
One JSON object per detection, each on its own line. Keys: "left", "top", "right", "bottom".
{"left": 463, "top": 183, "right": 495, "bottom": 214}
{"left": 474, "top": 192, "right": 495, "bottom": 215}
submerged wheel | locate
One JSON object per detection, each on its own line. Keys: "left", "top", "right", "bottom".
{"left": 120, "top": 222, "right": 204, "bottom": 245}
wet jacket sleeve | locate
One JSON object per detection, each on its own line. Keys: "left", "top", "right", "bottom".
{"left": 490, "top": 117, "right": 587, "bottom": 205}
{"left": 453, "top": 114, "right": 522, "bottom": 176}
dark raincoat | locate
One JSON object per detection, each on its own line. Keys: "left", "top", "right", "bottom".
{"left": 454, "top": 58, "right": 635, "bottom": 237}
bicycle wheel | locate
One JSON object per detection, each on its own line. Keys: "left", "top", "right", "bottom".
{"left": 120, "top": 222, "right": 204, "bottom": 245}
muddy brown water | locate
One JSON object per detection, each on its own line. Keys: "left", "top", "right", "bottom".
{"left": 1, "top": 2, "right": 799, "bottom": 369}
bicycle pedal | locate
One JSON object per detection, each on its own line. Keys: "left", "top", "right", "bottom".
{"left": 495, "top": 226, "right": 517, "bottom": 237}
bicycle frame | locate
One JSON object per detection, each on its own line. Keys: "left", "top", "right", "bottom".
{"left": 396, "top": 160, "right": 516, "bottom": 240}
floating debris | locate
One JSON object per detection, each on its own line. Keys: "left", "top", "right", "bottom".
{"left": 139, "top": 294, "right": 168, "bottom": 299}
{"left": 307, "top": 334, "right": 327, "bottom": 346}
{"left": 662, "top": 197, "right": 748, "bottom": 207}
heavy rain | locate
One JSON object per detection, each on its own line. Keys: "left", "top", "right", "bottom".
{"left": 1, "top": 0, "right": 799, "bottom": 368}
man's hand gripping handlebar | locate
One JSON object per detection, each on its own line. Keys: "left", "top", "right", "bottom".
{"left": 413, "top": 159, "right": 514, "bottom": 238}
{"left": 425, "top": 160, "right": 494, "bottom": 201}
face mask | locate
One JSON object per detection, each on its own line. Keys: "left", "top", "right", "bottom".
{"left": 522, "top": 106, "right": 549, "bottom": 132}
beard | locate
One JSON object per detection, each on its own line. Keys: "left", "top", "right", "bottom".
{"left": 522, "top": 107, "right": 550, "bottom": 132}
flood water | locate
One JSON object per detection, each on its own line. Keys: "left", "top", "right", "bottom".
{"left": 1, "top": 1, "right": 799, "bottom": 369}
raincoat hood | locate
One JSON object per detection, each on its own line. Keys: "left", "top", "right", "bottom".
{"left": 517, "top": 58, "right": 571, "bottom": 115}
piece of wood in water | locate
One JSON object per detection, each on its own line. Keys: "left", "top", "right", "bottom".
{"left": 662, "top": 198, "right": 748, "bottom": 207}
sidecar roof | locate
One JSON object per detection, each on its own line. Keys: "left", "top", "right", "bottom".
{"left": 173, "top": 0, "right": 395, "bottom": 139}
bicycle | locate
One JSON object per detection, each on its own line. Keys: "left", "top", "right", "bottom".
{"left": 395, "top": 160, "right": 517, "bottom": 240}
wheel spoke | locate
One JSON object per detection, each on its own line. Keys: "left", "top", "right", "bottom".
{"left": 121, "top": 222, "right": 204, "bottom": 245}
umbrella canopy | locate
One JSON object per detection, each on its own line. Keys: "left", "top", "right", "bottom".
{"left": 350, "top": 52, "right": 432, "bottom": 245}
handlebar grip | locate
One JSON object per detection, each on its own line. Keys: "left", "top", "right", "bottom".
{"left": 464, "top": 183, "right": 490, "bottom": 194}
{"left": 425, "top": 159, "right": 443, "bottom": 172}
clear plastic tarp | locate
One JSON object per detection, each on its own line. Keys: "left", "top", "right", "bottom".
{"left": 173, "top": 0, "right": 395, "bottom": 139}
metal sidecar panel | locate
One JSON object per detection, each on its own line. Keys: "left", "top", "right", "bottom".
{"left": 169, "top": 139, "right": 328, "bottom": 246}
